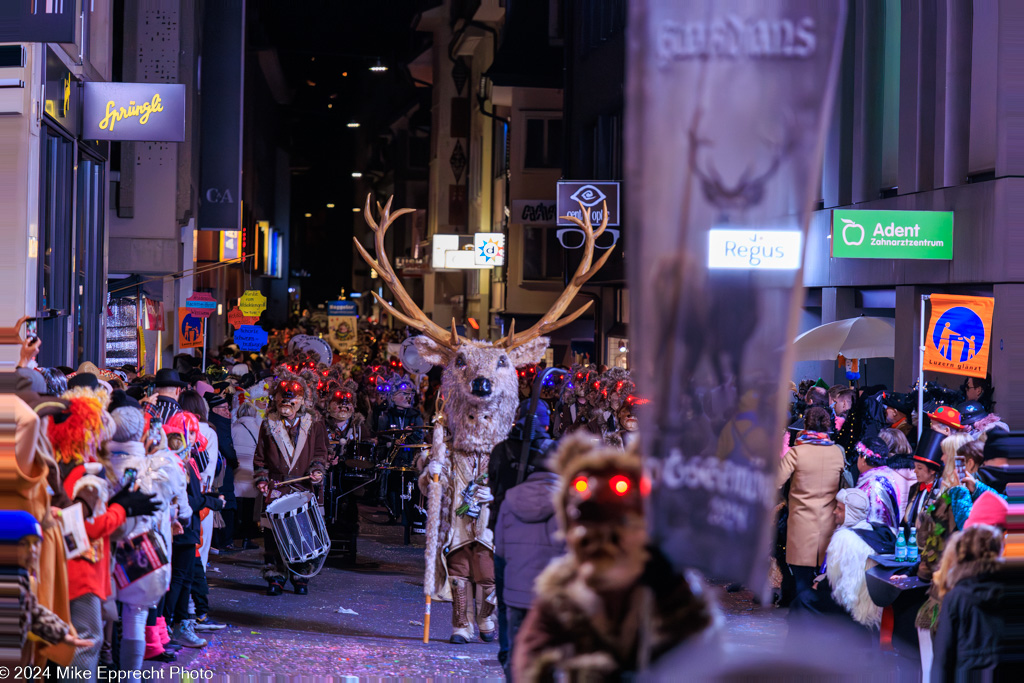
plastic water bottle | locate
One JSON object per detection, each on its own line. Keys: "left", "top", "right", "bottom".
{"left": 907, "top": 527, "right": 919, "bottom": 562}
{"left": 895, "top": 528, "right": 907, "bottom": 561}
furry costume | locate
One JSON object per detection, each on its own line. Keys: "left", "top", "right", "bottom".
{"left": 514, "top": 436, "right": 719, "bottom": 681}
{"left": 825, "top": 525, "right": 883, "bottom": 629}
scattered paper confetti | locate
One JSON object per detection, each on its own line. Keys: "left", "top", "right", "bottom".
{"left": 336, "top": 607, "right": 359, "bottom": 615}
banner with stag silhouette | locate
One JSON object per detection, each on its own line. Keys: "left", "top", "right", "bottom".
{"left": 625, "top": 1, "right": 847, "bottom": 596}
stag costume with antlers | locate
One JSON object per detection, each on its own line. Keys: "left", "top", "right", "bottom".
{"left": 353, "top": 193, "right": 613, "bottom": 643}
{"left": 254, "top": 372, "right": 329, "bottom": 595}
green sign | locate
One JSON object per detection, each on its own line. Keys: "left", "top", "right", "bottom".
{"left": 831, "top": 210, "right": 953, "bottom": 260}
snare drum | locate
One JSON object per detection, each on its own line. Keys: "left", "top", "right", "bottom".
{"left": 265, "top": 491, "right": 331, "bottom": 577}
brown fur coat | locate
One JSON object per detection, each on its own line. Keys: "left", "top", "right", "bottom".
{"left": 512, "top": 547, "right": 719, "bottom": 682}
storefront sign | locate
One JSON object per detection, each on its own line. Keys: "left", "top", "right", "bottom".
{"left": 511, "top": 200, "right": 558, "bottom": 225}
{"left": 707, "top": 229, "right": 801, "bottom": 269}
{"left": 185, "top": 292, "right": 217, "bottom": 319}
{"left": 431, "top": 234, "right": 460, "bottom": 270}
{"left": 178, "top": 308, "right": 204, "bottom": 350}
{"left": 198, "top": 0, "right": 244, "bottom": 230}
{"left": 923, "top": 294, "right": 994, "bottom": 379}
{"left": 234, "top": 325, "right": 269, "bottom": 353}
{"left": 626, "top": 0, "right": 847, "bottom": 594}
{"left": 327, "top": 300, "right": 359, "bottom": 353}
{"left": 831, "top": 210, "right": 953, "bottom": 260}
{"left": 82, "top": 83, "right": 186, "bottom": 142}
{"left": 557, "top": 181, "right": 621, "bottom": 226}
{"left": 220, "top": 230, "right": 241, "bottom": 261}
{"left": 238, "top": 290, "right": 267, "bottom": 318}
{"left": 44, "top": 47, "right": 78, "bottom": 135}
{"left": 474, "top": 233, "right": 506, "bottom": 266}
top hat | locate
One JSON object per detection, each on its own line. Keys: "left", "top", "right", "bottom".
{"left": 913, "top": 429, "right": 945, "bottom": 471}
{"left": 153, "top": 368, "right": 187, "bottom": 388}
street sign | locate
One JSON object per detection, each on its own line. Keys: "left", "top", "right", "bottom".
{"left": 511, "top": 199, "right": 558, "bottom": 225}
{"left": 831, "top": 209, "right": 953, "bottom": 260}
{"left": 235, "top": 325, "right": 269, "bottom": 352}
{"left": 238, "top": 290, "right": 267, "bottom": 318}
{"left": 557, "top": 181, "right": 621, "bottom": 226}
{"left": 328, "top": 301, "right": 358, "bottom": 353}
{"left": 82, "top": 82, "right": 187, "bottom": 142}
{"left": 185, "top": 292, "right": 217, "bottom": 319}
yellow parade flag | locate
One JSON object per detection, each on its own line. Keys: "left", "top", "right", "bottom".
{"left": 923, "top": 294, "right": 995, "bottom": 379}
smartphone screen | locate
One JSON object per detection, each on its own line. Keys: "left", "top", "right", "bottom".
{"left": 954, "top": 456, "right": 966, "bottom": 480}
{"left": 25, "top": 318, "right": 38, "bottom": 341}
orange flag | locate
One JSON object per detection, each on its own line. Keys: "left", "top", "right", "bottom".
{"left": 923, "top": 294, "right": 995, "bottom": 379}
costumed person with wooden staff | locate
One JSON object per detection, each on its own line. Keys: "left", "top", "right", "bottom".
{"left": 254, "top": 371, "right": 329, "bottom": 596}
{"left": 351, "top": 194, "right": 613, "bottom": 644}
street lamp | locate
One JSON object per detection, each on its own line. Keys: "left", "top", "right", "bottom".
{"left": 326, "top": 203, "right": 335, "bottom": 208}
{"left": 346, "top": 121, "right": 360, "bottom": 128}
{"left": 370, "top": 58, "right": 387, "bottom": 72}
{"left": 304, "top": 212, "right": 312, "bottom": 218}
{"left": 351, "top": 172, "right": 363, "bottom": 178}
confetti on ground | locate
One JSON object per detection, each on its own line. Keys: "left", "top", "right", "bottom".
{"left": 409, "top": 620, "right": 423, "bottom": 626}
{"left": 336, "top": 607, "right": 359, "bottom": 615}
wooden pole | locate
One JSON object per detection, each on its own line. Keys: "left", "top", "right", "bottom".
{"left": 423, "top": 472, "right": 439, "bottom": 644}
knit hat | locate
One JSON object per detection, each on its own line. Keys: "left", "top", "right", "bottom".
{"left": 0, "top": 511, "right": 42, "bottom": 543}
{"left": 836, "top": 488, "right": 869, "bottom": 527}
{"left": 109, "top": 390, "right": 145, "bottom": 443}
{"left": 964, "top": 491, "right": 1009, "bottom": 529}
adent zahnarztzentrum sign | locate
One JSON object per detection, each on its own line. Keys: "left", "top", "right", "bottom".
{"left": 831, "top": 210, "right": 953, "bottom": 260}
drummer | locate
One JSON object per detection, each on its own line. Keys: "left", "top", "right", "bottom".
{"left": 372, "top": 374, "right": 426, "bottom": 457}
{"left": 254, "top": 372, "right": 330, "bottom": 596}
{"left": 322, "top": 380, "right": 368, "bottom": 466}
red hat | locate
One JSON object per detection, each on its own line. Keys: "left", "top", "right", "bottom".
{"left": 964, "top": 491, "right": 1009, "bottom": 529}
{"left": 928, "top": 405, "right": 964, "bottom": 430}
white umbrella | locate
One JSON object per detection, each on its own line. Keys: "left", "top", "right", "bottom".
{"left": 792, "top": 316, "right": 896, "bottom": 361}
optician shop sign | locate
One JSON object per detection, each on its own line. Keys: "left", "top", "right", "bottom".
{"left": 831, "top": 209, "right": 953, "bottom": 260}
{"left": 83, "top": 82, "right": 186, "bottom": 142}
{"left": 556, "top": 181, "right": 621, "bottom": 226}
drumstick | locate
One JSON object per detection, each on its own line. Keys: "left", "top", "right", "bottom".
{"left": 277, "top": 475, "right": 312, "bottom": 486}
{"left": 424, "top": 472, "right": 438, "bottom": 644}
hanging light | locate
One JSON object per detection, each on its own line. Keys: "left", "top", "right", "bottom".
{"left": 369, "top": 58, "right": 387, "bottom": 72}
{"left": 346, "top": 121, "right": 360, "bottom": 128}
{"left": 351, "top": 172, "right": 363, "bottom": 178}
{"left": 304, "top": 212, "right": 312, "bottom": 218}
{"left": 326, "top": 203, "right": 335, "bottom": 208}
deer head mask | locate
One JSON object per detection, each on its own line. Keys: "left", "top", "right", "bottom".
{"left": 354, "top": 194, "right": 613, "bottom": 453}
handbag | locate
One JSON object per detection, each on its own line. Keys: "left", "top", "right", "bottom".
{"left": 113, "top": 528, "right": 169, "bottom": 590}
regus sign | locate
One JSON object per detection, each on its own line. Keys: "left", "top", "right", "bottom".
{"left": 707, "top": 229, "right": 801, "bottom": 270}
{"left": 831, "top": 210, "right": 953, "bottom": 260}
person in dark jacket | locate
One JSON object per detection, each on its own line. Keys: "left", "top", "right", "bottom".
{"left": 207, "top": 393, "right": 238, "bottom": 551}
{"left": 144, "top": 368, "right": 186, "bottom": 422}
{"left": 493, "top": 451, "right": 564, "bottom": 680}
{"left": 932, "top": 525, "right": 1022, "bottom": 680}
{"left": 487, "top": 400, "right": 556, "bottom": 533}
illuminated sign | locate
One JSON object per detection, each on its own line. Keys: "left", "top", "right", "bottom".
{"left": 83, "top": 82, "right": 186, "bottom": 142}
{"left": 556, "top": 181, "right": 621, "bottom": 227}
{"left": 707, "top": 228, "right": 802, "bottom": 269}
{"left": 474, "top": 233, "right": 506, "bottom": 266}
{"left": 431, "top": 234, "right": 459, "bottom": 269}
{"left": 831, "top": 209, "right": 953, "bottom": 260}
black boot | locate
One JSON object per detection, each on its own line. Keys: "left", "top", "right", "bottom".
{"left": 266, "top": 580, "right": 283, "bottom": 596}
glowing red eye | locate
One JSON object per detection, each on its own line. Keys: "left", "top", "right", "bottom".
{"left": 610, "top": 475, "right": 630, "bottom": 496}
{"left": 576, "top": 373, "right": 583, "bottom": 379}
{"left": 593, "top": 382, "right": 600, "bottom": 389}
{"left": 572, "top": 476, "right": 589, "bottom": 494}
{"left": 616, "top": 381, "right": 623, "bottom": 390}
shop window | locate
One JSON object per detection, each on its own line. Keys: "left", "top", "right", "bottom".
{"left": 37, "top": 126, "right": 74, "bottom": 367}
{"left": 522, "top": 226, "right": 564, "bottom": 281}
{"left": 525, "top": 117, "right": 563, "bottom": 169}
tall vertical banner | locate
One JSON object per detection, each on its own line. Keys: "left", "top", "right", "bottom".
{"left": 923, "top": 294, "right": 994, "bottom": 379}
{"left": 626, "top": 1, "right": 847, "bottom": 594}
{"left": 328, "top": 300, "right": 359, "bottom": 353}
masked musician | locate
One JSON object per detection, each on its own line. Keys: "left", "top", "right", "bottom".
{"left": 372, "top": 374, "right": 425, "bottom": 451}
{"left": 322, "top": 380, "right": 368, "bottom": 466}
{"left": 254, "top": 372, "right": 329, "bottom": 596}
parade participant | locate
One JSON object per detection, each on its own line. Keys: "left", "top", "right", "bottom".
{"left": 322, "top": 380, "right": 368, "bottom": 466}
{"left": 373, "top": 373, "right": 425, "bottom": 454}
{"left": 512, "top": 435, "right": 718, "bottom": 681}
{"left": 927, "top": 405, "right": 965, "bottom": 437}
{"left": 554, "top": 365, "right": 596, "bottom": 437}
{"left": 854, "top": 436, "right": 901, "bottom": 530}
{"left": 254, "top": 372, "right": 329, "bottom": 595}
{"left": 883, "top": 394, "right": 917, "bottom": 446}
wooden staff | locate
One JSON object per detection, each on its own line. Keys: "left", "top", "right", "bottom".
{"left": 423, "top": 471, "right": 438, "bottom": 644}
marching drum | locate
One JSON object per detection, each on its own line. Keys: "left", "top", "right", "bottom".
{"left": 265, "top": 491, "right": 331, "bottom": 577}
{"left": 344, "top": 440, "right": 377, "bottom": 470}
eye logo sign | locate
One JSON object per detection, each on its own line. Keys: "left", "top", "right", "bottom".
{"left": 840, "top": 218, "right": 864, "bottom": 246}
{"left": 569, "top": 184, "right": 607, "bottom": 207}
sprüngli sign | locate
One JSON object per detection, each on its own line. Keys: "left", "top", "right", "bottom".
{"left": 83, "top": 83, "right": 186, "bottom": 142}
{"left": 831, "top": 209, "right": 953, "bottom": 260}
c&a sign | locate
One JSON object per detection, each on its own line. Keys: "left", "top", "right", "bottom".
{"left": 923, "top": 294, "right": 995, "bottom": 379}
{"left": 83, "top": 83, "right": 186, "bottom": 142}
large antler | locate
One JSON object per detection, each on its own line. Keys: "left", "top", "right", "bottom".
{"left": 352, "top": 194, "right": 458, "bottom": 349}
{"left": 496, "top": 200, "right": 615, "bottom": 350}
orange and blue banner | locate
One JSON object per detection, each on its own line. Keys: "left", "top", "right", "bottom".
{"left": 923, "top": 294, "right": 995, "bottom": 379}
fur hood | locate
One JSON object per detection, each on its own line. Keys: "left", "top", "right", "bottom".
{"left": 826, "top": 525, "right": 882, "bottom": 629}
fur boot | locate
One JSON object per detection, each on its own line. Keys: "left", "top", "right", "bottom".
{"left": 450, "top": 577, "right": 474, "bottom": 644}
{"left": 156, "top": 616, "right": 171, "bottom": 645}
{"left": 143, "top": 626, "right": 165, "bottom": 660}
